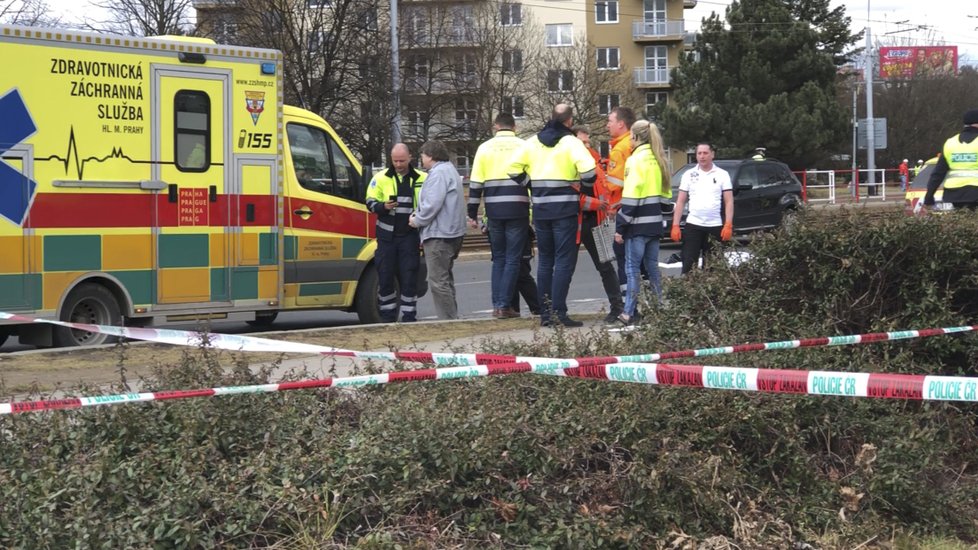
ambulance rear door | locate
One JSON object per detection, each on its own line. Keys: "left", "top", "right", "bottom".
{"left": 152, "top": 67, "right": 233, "bottom": 306}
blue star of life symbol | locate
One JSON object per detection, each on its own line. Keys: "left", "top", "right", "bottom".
{"left": 0, "top": 89, "right": 39, "bottom": 226}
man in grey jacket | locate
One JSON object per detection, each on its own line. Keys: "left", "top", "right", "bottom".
{"left": 409, "top": 140, "right": 467, "bottom": 319}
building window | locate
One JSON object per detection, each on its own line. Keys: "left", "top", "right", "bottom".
{"left": 307, "top": 30, "right": 325, "bottom": 54}
{"left": 502, "top": 49, "right": 523, "bottom": 73}
{"left": 500, "top": 3, "right": 522, "bottom": 26}
{"left": 545, "top": 24, "right": 573, "bottom": 47}
{"left": 598, "top": 94, "right": 620, "bottom": 115}
{"left": 644, "top": 0, "right": 666, "bottom": 22}
{"left": 308, "top": 0, "right": 330, "bottom": 6}
{"left": 502, "top": 96, "right": 525, "bottom": 118}
{"left": 547, "top": 69, "right": 573, "bottom": 92}
{"left": 406, "top": 55, "right": 429, "bottom": 79}
{"left": 406, "top": 111, "right": 423, "bottom": 137}
{"left": 455, "top": 99, "right": 476, "bottom": 122}
{"left": 449, "top": 4, "right": 475, "bottom": 43}
{"left": 645, "top": 92, "right": 667, "bottom": 117}
{"left": 596, "top": 47, "right": 619, "bottom": 70}
{"left": 454, "top": 53, "right": 478, "bottom": 84}
{"left": 214, "top": 19, "right": 237, "bottom": 43}
{"left": 175, "top": 90, "right": 210, "bottom": 172}
{"left": 404, "top": 6, "right": 427, "bottom": 45}
{"left": 595, "top": 0, "right": 618, "bottom": 23}
{"left": 358, "top": 8, "right": 378, "bottom": 31}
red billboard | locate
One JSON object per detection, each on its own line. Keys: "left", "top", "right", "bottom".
{"left": 879, "top": 46, "right": 958, "bottom": 79}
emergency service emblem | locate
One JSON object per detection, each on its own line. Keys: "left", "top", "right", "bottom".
{"left": 245, "top": 90, "right": 265, "bottom": 125}
{"left": 0, "top": 89, "right": 39, "bottom": 226}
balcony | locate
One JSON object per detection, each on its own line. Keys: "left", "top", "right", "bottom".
{"left": 633, "top": 67, "right": 671, "bottom": 87}
{"left": 632, "top": 19, "right": 685, "bottom": 41}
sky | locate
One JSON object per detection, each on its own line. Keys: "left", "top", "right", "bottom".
{"left": 683, "top": 0, "right": 978, "bottom": 65}
{"left": 35, "top": 0, "right": 978, "bottom": 66}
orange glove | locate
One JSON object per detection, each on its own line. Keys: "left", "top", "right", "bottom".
{"left": 720, "top": 222, "right": 733, "bottom": 242}
{"left": 670, "top": 225, "right": 681, "bottom": 242}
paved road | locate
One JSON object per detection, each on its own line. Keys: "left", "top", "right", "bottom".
{"left": 0, "top": 245, "right": 684, "bottom": 353}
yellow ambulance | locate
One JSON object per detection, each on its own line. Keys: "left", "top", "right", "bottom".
{"left": 0, "top": 24, "right": 391, "bottom": 347}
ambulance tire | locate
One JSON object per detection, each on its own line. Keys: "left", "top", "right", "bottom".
{"left": 0, "top": 330, "right": 8, "bottom": 348}
{"left": 53, "top": 283, "right": 122, "bottom": 347}
{"left": 354, "top": 263, "right": 383, "bottom": 324}
{"left": 247, "top": 311, "right": 279, "bottom": 328}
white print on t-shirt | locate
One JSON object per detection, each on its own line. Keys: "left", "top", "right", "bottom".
{"left": 679, "top": 165, "right": 732, "bottom": 227}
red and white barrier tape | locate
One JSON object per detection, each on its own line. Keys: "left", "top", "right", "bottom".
{"left": 3, "top": 312, "right": 976, "bottom": 370}
{"left": 2, "top": 360, "right": 975, "bottom": 415}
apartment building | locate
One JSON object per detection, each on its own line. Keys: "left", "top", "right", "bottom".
{"left": 586, "top": 0, "right": 697, "bottom": 168}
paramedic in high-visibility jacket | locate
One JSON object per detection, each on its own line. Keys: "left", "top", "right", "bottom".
{"left": 613, "top": 120, "right": 672, "bottom": 327}
{"left": 468, "top": 112, "right": 527, "bottom": 319}
{"left": 365, "top": 143, "right": 426, "bottom": 322}
{"left": 508, "top": 103, "right": 597, "bottom": 328}
{"left": 922, "top": 109, "right": 978, "bottom": 212}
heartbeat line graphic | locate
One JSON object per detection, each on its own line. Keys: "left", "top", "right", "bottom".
{"left": 37, "top": 126, "right": 153, "bottom": 180}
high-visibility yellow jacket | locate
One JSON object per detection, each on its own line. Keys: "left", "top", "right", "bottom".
{"left": 507, "top": 122, "right": 597, "bottom": 220}
{"left": 468, "top": 130, "right": 528, "bottom": 220}
{"left": 616, "top": 144, "right": 671, "bottom": 238}
{"left": 365, "top": 166, "right": 425, "bottom": 240}
{"left": 941, "top": 134, "right": 978, "bottom": 204}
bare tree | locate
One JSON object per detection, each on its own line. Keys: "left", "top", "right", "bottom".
{"left": 523, "top": 30, "right": 641, "bottom": 136}
{"left": 229, "top": 0, "right": 392, "bottom": 168}
{"left": 0, "top": 0, "right": 61, "bottom": 26}
{"left": 85, "top": 0, "right": 193, "bottom": 36}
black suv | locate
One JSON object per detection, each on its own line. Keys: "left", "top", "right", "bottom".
{"left": 664, "top": 158, "right": 803, "bottom": 238}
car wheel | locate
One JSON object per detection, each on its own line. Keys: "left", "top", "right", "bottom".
{"left": 53, "top": 283, "right": 122, "bottom": 347}
{"left": 247, "top": 311, "right": 279, "bottom": 328}
{"left": 354, "top": 263, "right": 384, "bottom": 324}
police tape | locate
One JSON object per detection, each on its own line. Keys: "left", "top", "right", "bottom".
{"left": 3, "top": 360, "right": 977, "bottom": 415}
{"left": 3, "top": 312, "right": 976, "bottom": 372}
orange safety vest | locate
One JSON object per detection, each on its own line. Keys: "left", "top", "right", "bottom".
{"left": 579, "top": 146, "right": 622, "bottom": 224}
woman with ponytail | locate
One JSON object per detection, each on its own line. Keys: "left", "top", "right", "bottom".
{"left": 613, "top": 120, "right": 671, "bottom": 326}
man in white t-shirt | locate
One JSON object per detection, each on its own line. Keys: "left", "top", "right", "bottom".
{"left": 670, "top": 142, "right": 734, "bottom": 274}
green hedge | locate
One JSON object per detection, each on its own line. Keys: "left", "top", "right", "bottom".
{"left": 2, "top": 208, "right": 978, "bottom": 548}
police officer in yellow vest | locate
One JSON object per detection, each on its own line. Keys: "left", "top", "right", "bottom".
{"left": 923, "top": 109, "right": 978, "bottom": 212}
{"left": 365, "top": 143, "right": 426, "bottom": 322}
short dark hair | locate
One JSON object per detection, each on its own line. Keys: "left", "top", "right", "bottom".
{"left": 610, "top": 106, "right": 636, "bottom": 129}
{"left": 494, "top": 112, "right": 516, "bottom": 129}
{"left": 696, "top": 142, "right": 716, "bottom": 153}
{"left": 419, "top": 140, "right": 450, "bottom": 162}
{"left": 571, "top": 125, "right": 590, "bottom": 136}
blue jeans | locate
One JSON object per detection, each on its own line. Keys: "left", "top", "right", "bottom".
{"left": 487, "top": 217, "right": 529, "bottom": 309}
{"left": 534, "top": 215, "right": 579, "bottom": 319}
{"left": 624, "top": 235, "right": 662, "bottom": 317}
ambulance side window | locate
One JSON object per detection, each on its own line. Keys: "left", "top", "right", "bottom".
{"left": 325, "top": 134, "right": 358, "bottom": 201}
{"left": 287, "top": 123, "right": 334, "bottom": 195}
{"left": 174, "top": 90, "right": 210, "bottom": 172}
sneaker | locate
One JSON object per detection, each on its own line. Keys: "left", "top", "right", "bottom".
{"left": 614, "top": 313, "right": 635, "bottom": 327}
{"left": 540, "top": 317, "right": 553, "bottom": 328}
{"left": 556, "top": 316, "right": 584, "bottom": 328}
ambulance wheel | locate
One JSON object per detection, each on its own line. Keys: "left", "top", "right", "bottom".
{"left": 247, "top": 311, "right": 279, "bottom": 328}
{"left": 53, "top": 283, "right": 122, "bottom": 347}
{"left": 0, "top": 330, "right": 8, "bottom": 348}
{"left": 354, "top": 264, "right": 383, "bottom": 324}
